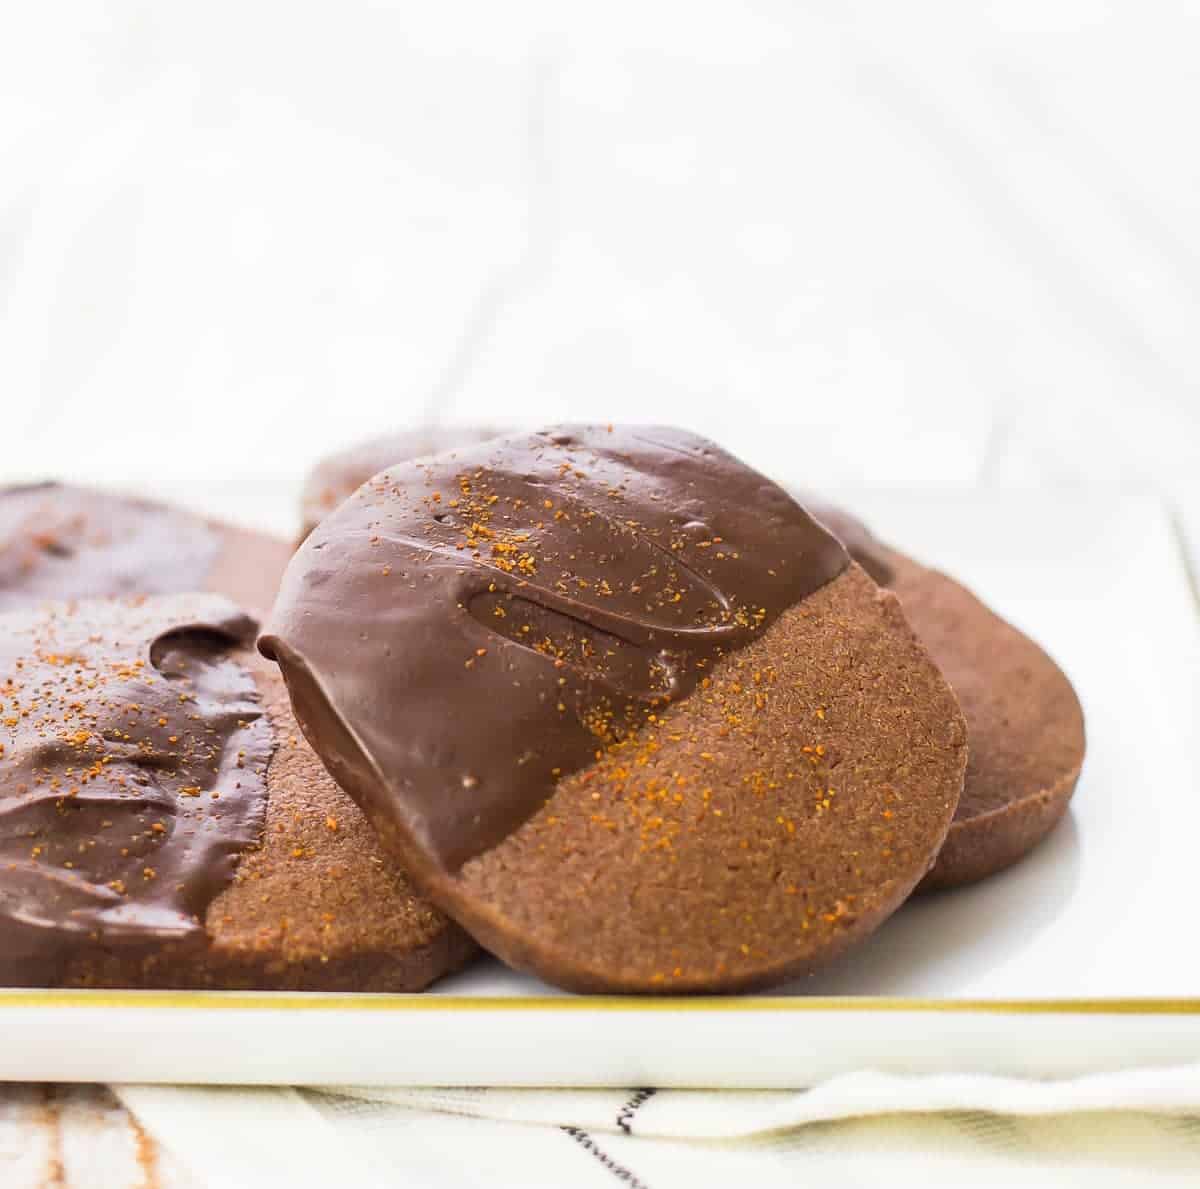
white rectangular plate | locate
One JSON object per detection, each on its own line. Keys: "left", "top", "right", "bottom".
{"left": 2, "top": 483, "right": 1198, "bottom": 1086}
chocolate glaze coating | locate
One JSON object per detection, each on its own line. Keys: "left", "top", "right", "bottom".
{"left": 263, "top": 426, "right": 849, "bottom": 871}
{"left": 0, "top": 595, "right": 271, "bottom": 986}
{"left": 299, "top": 426, "right": 508, "bottom": 541}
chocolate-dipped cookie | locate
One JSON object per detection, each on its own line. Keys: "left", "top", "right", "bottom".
{"left": 262, "top": 427, "right": 967, "bottom": 993}
{"left": 0, "top": 594, "right": 475, "bottom": 990}
{"left": 300, "top": 427, "right": 506, "bottom": 541}
{"left": 806, "top": 502, "right": 1086, "bottom": 891}
{"left": 0, "top": 482, "right": 292, "bottom": 616}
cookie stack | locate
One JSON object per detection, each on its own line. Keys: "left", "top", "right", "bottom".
{"left": 0, "top": 428, "right": 1084, "bottom": 993}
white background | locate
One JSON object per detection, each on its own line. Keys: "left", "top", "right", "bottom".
{"left": 1, "top": 1, "right": 1197, "bottom": 509}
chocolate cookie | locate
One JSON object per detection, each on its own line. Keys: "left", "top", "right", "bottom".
{"left": 806, "top": 502, "right": 1085, "bottom": 891}
{"left": 0, "top": 482, "right": 292, "bottom": 616}
{"left": 0, "top": 594, "right": 475, "bottom": 990}
{"left": 300, "top": 426, "right": 507, "bottom": 540}
{"left": 262, "top": 427, "right": 967, "bottom": 993}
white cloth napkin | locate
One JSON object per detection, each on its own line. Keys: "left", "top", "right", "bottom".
{"left": 88, "top": 1067, "right": 1200, "bottom": 1189}
{"left": 7, "top": 1068, "right": 1200, "bottom": 1186}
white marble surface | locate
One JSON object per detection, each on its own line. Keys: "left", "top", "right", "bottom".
{"left": 0, "top": 2, "right": 1197, "bottom": 512}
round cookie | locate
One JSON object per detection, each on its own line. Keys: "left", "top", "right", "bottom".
{"left": 0, "top": 593, "right": 475, "bottom": 990}
{"left": 262, "top": 427, "right": 967, "bottom": 993}
{"left": 300, "top": 426, "right": 507, "bottom": 541}
{"left": 0, "top": 481, "right": 293, "bottom": 617}
{"left": 805, "top": 502, "right": 1086, "bottom": 891}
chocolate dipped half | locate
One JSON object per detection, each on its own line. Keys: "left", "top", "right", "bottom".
{"left": 0, "top": 481, "right": 293, "bottom": 617}
{"left": 0, "top": 593, "right": 474, "bottom": 990}
{"left": 262, "top": 427, "right": 967, "bottom": 993}
{"left": 804, "top": 501, "right": 1086, "bottom": 891}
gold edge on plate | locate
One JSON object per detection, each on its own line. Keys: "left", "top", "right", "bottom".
{"left": 1, "top": 991, "right": 1200, "bottom": 1015}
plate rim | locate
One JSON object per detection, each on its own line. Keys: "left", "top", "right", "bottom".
{"left": 3, "top": 990, "right": 1200, "bottom": 1014}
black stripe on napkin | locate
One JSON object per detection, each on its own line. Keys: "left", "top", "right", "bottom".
{"left": 616, "top": 1089, "right": 657, "bottom": 1136}
{"left": 562, "top": 1126, "right": 651, "bottom": 1189}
